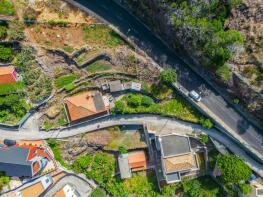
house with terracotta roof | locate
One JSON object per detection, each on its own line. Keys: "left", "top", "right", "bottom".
{"left": 118, "top": 151, "right": 147, "bottom": 179}
{"left": 155, "top": 134, "right": 199, "bottom": 185}
{"left": 64, "top": 91, "right": 109, "bottom": 123}
{"left": 0, "top": 144, "right": 50, "bottom": 177}
{"left": 0, "top": 66, "right": 17, "bottom": 84}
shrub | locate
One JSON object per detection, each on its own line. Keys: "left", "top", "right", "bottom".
{"left": 216, "top": 64, "right": 232, "bottom": 81}
{"left": 90, "top": 188, "right": 106, "bottom": 197}
{"left": 0, "top": 25, "right": 7, "bottom": 40}
{"left": 0, "top": 0, "right": 15, "bottom": 15}
{"left": 239, "top": 183, "right": 252, "bottom": 195}
{"left": 0, "top": 45, "right": 12, "bottom": 62}
{"left": 233, "top": 98, "right": 240, "bottom": 104}
{"left": 127, "top": 94, "right": 142, "bottom": 107}
{"left": 47, "top": 20, "right": 69, "bottom": 27}
{"left": 23, "top": 7, "right": 38, "bottom": 24}
{"left": 159, "top": 69, "right": 177, "bottom": 84}
{"left": 118, "top": 146, "right": 127, "bottom": 154}
{"left": 8, "top": 21, "right": 25, "bottom": 41}
{"left": 0, "top": 172, "right": 10, "bottom": 190}
{"left": 200, "top": 118, "right": 213, "bottom": 128}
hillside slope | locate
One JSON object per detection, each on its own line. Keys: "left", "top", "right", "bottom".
{"left": 122, "top": 0, "right": 263, "bottom": 122}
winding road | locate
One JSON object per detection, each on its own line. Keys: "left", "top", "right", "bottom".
{"left": 1, "top": 114, "right": 262, "bottom": 176}
{"left": 69, "top": 0, "right": 263, "bottom": 158}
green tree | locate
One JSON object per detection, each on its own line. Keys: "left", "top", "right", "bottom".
{"left": 200, "top": 118, "right": 213, "bottom": 128}
{"left": 199, "top": 133, "right": 209, "bottom": 144}
{"left": 113, "top": 100, "right": 125, "bottom": 114}
{"left": 217, "top": 155, "right": 252, "bottom": 184}
{"left": 182, "top": 179, "right": 201, "bottom": 197}
{"left": 127, "top": 94, "right": 142, "bottom": 107}
{"left": 159, "top": 69, "right": 177, "bottom": 84}
{"left": 141, "top": 96, "right": 154, "bottom": 107}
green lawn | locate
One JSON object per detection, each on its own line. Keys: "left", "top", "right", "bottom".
{"left": 82, "top": 24, "right": 125, "bottom": 48}
{"left": 113, "top": 94, "right": 201, "bottom": 123}
{"left": 0, "top": 0, "right": 15, "bottom": 16}
{"left": 0, "top": 82, "right": 25, "bottom": 95}
{"left": 87, "top": 61, "right": 112, "bottom": 73}
{"left": 54, "top": 74, "right": 77, "bottom": 89}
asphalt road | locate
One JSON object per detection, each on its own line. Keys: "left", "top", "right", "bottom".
{"left": 74, "top": 0, "right": 263, "bottom": 155}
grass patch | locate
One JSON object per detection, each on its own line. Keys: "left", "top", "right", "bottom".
{"left": 54, "top": 74, "right": 77, "bottom": 89}
{"left": 82, "top": 24, "right": 125, "bottom": 48}
{"left": 0, "top": 0, "right": 15, "bottom": 16}
{"left": 63, "top": 45, "right": 74, "bottom": 54}
{"left": 0, "top": 82, "right": 25, "bottom": 95}
{"left": 87, "top": 61, "right": 112, "bottom": 73}
{"left": 142, "top": 82, "right": 173, "bottom": 100}
{"left": 64, "top": 83, "right": 75, "bottom": 91}
{"left": 113, "top": 94, "right": 201, "bottom": 123}
{"left": 104, "top": 127, "right": 147, "bottom": 151}
{"left": 43, "top": 121, "right": 52, "bottom": 131}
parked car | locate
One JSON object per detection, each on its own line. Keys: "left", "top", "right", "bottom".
{"left": 189, "top": 90, "right": 202, "bottom": 102}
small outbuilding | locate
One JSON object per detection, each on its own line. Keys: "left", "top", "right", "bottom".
{"left": 109, "top": 80, "right": 124, "bottom": 92}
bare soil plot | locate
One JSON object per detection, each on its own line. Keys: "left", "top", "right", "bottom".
{"left": 26, "top": 24, "right": 87, "bottom": 50}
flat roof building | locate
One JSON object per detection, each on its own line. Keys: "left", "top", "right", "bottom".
{"left": 156, "top": 134, "right": 199, "bottom": 185}
{"left": 109, "top": 80, "right": 124, "bottom": 92}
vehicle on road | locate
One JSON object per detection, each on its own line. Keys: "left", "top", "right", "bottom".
{"left": 189, "top": 90, "right": 201, "bottom": 102}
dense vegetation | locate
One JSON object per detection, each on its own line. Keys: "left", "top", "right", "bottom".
{"left": 113, "top": 93, "right": 201, "bottom": 123}
{"left": 182, "top": 176, "right": 223, "bottom": 197}
{"left": 169, "top": 0, "right": 243, "bottom": 80}
{"left": 217, "top": 154, "right": 251, "bottom": 184}
{"left": 0, "top": 94, "right": 29, "bottom": 124}
{"left": 0, "top": 45, "right": 13, "bottom": 62}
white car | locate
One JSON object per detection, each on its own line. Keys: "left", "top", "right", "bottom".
{"left": 189, "top": 90, "right": 202, "bottom": 102}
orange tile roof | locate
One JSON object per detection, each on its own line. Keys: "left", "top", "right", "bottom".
{"left": 53, "top": 189, "right": 66, "bottom": 197}
{"left": 0, "top": 66, "right": 16, "bottom": 84}
{"left": 20, "top": 182, "right": 44, "bottom": 197}
{"left": 65, "top": 91, "right": 107, "bottom": 122}
{"left": 164, "top": 153, "right": 197, "bottom": 173}
{"left": 128, "top": 151, "right": 147, "bottom": 171}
